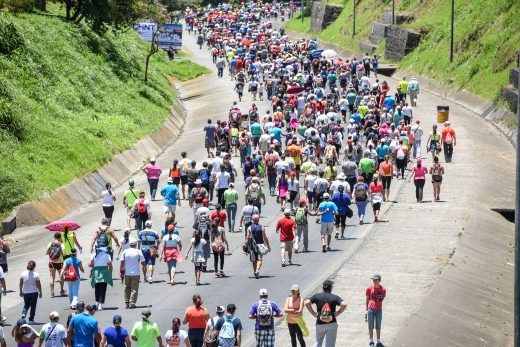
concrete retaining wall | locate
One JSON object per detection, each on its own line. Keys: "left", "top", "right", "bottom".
{"left": 359, "top": 42, "right": 377, "bottom": 54}
{"left": 310, "top": 2, "right": 343, "bottom": 32}
{"left": 369, "top": 22, "right": 388, "bottom": 45}
{"left": 385, "top": 26, "right": 421, "bottom": 61}
{"left": 2, "top": 87, "right": 187, "bottom": 234}
{"left": 381, "top": 11, "right": 414, "bottom": 25}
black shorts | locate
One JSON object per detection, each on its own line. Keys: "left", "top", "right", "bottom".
{"left": 49, "top": 262, "right": 62, "bottom": 270}
{"left": 172, "top": 177, "right": 181, "bottom": 185}
{"left": 341, "top": 110, "right": 347, "bottom": 116}
{"left": 372, "top": 202, "right": 381, "bottom": 211}
{"left": 381, "top": 176, "right": 392, "bottom": 189}
{"left": 289, "top": 191, "right": 298, "bottom": 203}
{"left": 181, "top": 176, "right": 188, "bottom": 185}
{"left": 347, "top": 177, "right": 357, "bottom": 191}
{"left": 334, "top": 214, "right": 347, "bottom": 228}
{"left": 295, "top": 164, "right": 301, "bottom": 172}
{"left": 0, "top": 263, "right": 7, "bottom": 273}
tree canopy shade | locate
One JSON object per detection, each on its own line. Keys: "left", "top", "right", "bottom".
{"left": 54, "top": 0, "right": 167, "bottom": 32}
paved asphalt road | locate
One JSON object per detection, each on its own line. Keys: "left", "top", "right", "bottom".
{"left": 1, "top": 24, "right": 381, "bottom": 345}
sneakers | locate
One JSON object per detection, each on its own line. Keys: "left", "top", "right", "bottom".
{"left": 288, "top": 260, "right": 292, "bottom": 265}
{"left": 322, "top": 245, "right": 327, "bottom": 253}
{"left": 281, "top": 261, "right": 286, "bottom": 267}
{"left": 334, "top": 233, "right": 339, "bottom": 239}
{"left": 21, "top": 313, "right": 26, "bottom": 319}
{"left": 376, "top": 342, "right": 384, "bottom": 347}
{"left": 220, "top": 271, "right": 225, "bottom": 277}
{"left": 28, "top": 320, "right": 35, "bottom": 325}
{"left": 369, "top": 342, "right": 375, "bottom": 347}
{"left": 254, "top": 272, "right": 260, "bottom": 279}
{"left": 97, "top": 303, "right": 103, "bottom": 311}
{"left": 148, "top": 277, "right": 153, "bottom": 284}
{"left": 326, "top": 246, "right": 332, "bottom": 252}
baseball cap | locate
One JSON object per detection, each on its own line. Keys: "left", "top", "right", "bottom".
{"left": 227, "top": 303, "right": 237, "bottom": 312}
{"left": 259, "top": 288, "right": 268, "bottom": 296}
{"left": 49, "top": 311, "right": 60, "bottom": 319}
{"left": 167, "top": 224, "right": 175, "bottom": 231}
{"left": 113, "top": 315, "right": 122, "bottom": 323}
{"left": 216, "top": 306, "right": 225, "bottom": 313}
{"left": 128, "top": 179, "right": 135, "bottom": 186}
{"left": 142, "top": 309, "right": 152, "bottom": 319}
{"left": 145, "top": 220, "right": 152, "bottom": 227}
{"left": 150, "top": 157, "right": 156, "bottom": 162}
{"left": 101, "top": 217, "right": 109, "bottom": 225}
{"left": 202, "top": 199, "right": 209, "bottom": 205}
{"left": 322, "top": 193, "right": 330, "bottom": 199}
{"left": 86, "top": 304, "right": 97, "bottom": 311}
{"left": 195, "top": 179, "right": 203, "bottom": 185}
{"left": 290, "top": 284, "right": 300, "bottom": 292}
{"left": 229, "top": 182, "right": 235, "bottom": 187}
{"left": 323, "top": 280, "right": 334, "bottom": 290}
{"left": 299, "top": 199, "right": 307, "bottom": 206}
{"left": 167, "top": 177, "right": 173, "bottom": 183}
{"left": 76, "top": 301, "right": 85, "bottom": 309}
{"left": 371, "top": 274, "right": 382, "bottom": 280}
{"left": 16, "top": 319, "right": 27, "bottom": 327}
{"left": 284, "top": 208, "right": 291, "bottom": 215}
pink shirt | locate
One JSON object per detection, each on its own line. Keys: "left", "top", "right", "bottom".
{"left": 412, "top": 165, "right": 427, "bottom": 180}
{"left": 145, "top": 164, "right": 162, "bottom": 179}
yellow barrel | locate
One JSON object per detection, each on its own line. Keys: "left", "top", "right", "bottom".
{"left": 437, "top": 106, "right": 449, "bottom": 123}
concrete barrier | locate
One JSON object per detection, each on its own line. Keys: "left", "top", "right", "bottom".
{"left": 2, "top": 88, "right": 187, "bottom": 234}
{"left": 310, "top": 2, "right": 343, "bottom": 32}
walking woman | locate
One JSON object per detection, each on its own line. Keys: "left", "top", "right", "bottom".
{"left": 276, "top": 169, "right": 289, "bottom": 211}
{"left": 159, "top": 224, "right": 183, "bottom": 285}
{"left": 12, "top": 321, "right": 39, "bottom": 347}
{"left": 169, "top": 159, "right": 181, "bottom": 188}
{"left": 409, "top": 158, "right": 428, "bottom": 202}
{"left": 185, "top": 231, "right": 207, "bottom": 286}
{"left": 46, "top": 232, "right": 65, "bottom": 297}
{"left": 19, "top": 261, "right": 42, "bottom": 324}
{"left": 61, "top": 225, "right": 82, "bottom": 260}
{"left": 89, "top": 247, "right": 113, "bottom": 311}
{"left": 60, "top": 248, "right": 84, "bottom": 309}
{"left": 117, "top": 228, "right": 132, "bottom": 283}
{"left": 210, "top": 218, "right": 229, "bottom": 278}
{"left": 165, "top": 318, "right": 191, "bottom": 347}
{"left": 378, "top": 155, "right": 393, "bottom": 201}
{"left": 369, "top": 174, "right": 384, "bottom": 223}
{"left": 426, "top": 124, "right": 441, "bottom": 160}
{"left": 429, "top": 156, "right": 445, "bottom": 201}
{"left": 284, "top": 284, "right": 307, "bottom": 347}
{"left": 182, "top": 294, "right": 210, "bottom": 347}
{"left": 101, "top": 183, "right": 116, "bottom": 226}
{"left": 353, "top": 176, "right": 370, "bottom": 225}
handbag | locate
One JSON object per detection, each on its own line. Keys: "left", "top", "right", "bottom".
{"left": 346, "top": 206, "right": 354, "bottom": 218}
{"left": 256, "top": 243, "right": 269, "bottom": 256}
{"left": 149, "top": 246, "right": 159, "bottom": 259}
{"left": 212, "top": 234, "right": 225, "bottom": 253}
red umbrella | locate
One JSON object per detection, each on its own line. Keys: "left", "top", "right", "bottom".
{"left": 286, "top": 86, "right": 304, "bottom": 94}
{"left": 45, "top": 220, "right": 81, "bottom": 232}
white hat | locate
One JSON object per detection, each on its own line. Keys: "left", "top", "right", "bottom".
{"left": 323, "top": 193, "right": 330, "bottom": 199}
{"left": 145, "top": 220, "right": 152, "bottom": 227}
{"left": 337, "top": 173, "right": 346, "bottom": 180}
{"left": 284, "top": 208, "right": 291, "bottom": 215}
{"left": 195, "top": 179, "right": 203, "bottom": 185}
{"left": 259, "top": 288, "right": 268, "bottom": 296}
{"left": 49, "top": 311, "right": 60, "bottom": 319}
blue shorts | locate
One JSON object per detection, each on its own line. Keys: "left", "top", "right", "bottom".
{"left": 142, "top": 249, "right": 156, "bottom": 266}
{"left": 368, "top": 309, "right": 382, "bottom": 330}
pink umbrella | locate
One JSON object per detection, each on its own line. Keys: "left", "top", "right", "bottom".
{"left": 45, "top": 220, "right": 81, "bottom": 232}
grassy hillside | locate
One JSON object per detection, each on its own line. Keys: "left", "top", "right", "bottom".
{"left": 286, "top": 0, "right": 520, "bottom": 103}
{"left": 0, "top": 12, "right": 207, "bottom": 218}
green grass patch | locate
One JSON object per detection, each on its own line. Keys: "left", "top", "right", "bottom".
{"left": 285, "top": 14, "right": 313, "bottom": 34}
{"left": 286, "top": 0, "right": 520, "bottom": 105}
{"left": 0, "top": 11, "right": 179, "bottom": 218}
{"left": 171, "top": 59, "right": 211, "bottom": 81}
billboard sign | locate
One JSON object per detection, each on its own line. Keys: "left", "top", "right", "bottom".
{"left": 133, "top": 22, "right": 157, "bottom": 42}
{"left": 156, "top": 23, "right": 183, "bottom": 50}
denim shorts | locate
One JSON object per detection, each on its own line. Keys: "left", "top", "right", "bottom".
{"left": 368, "top": 309, "right": 382, "bottom": 330}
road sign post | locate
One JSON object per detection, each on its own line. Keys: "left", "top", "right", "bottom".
{"left": 515, "top": 48, "right": 520, "bottom": 347}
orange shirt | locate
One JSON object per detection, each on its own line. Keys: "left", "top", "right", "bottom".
{"left": 441, "top": 127, "right": 456, "bottom": 142}
{"left": 186, "top": 306, "right": 207, "bottom": 329}
{"left": 287, "top": 145, "right": 302, "bottom": 165}
{"left": 379, "top": 161, "right": 393, "bottom": 176}
{"left": 170, "top": 167, "right": 180, "bottom": 178}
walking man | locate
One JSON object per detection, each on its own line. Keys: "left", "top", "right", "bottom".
{"left": 249, "top": 289, "right": 283, "bottom": 346}
{"left": 276, "top": 209, "right": 297, "bottom": 267}
{"left": 407, "top": 76, "right": 420, "bottom": 106}
{"left": 121, "top": 240, "right": 145, "bottom": 309}
{"left": 441, "top": 121, "right": 456, "bottom": 163}
{"left": 366, "top": 274, "right": 386, "bottom": 347}
{"left": 131, "top": 310, "right": 163, "bottom": 347}
{"left": 304, "top": 280, "right": 347, "bottom": 347}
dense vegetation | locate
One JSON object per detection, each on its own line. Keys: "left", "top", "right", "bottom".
{"left": 286, "top": 0, "right": 520, "bottom": 103}
{"left": 0, "top": 11, "right": 204, "bottom": 218}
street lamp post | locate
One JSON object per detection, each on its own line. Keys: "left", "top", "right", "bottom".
{"left": 353, "top": 0, "right": 356, "bottom": 37}
{"left": 392, "top": 0, "right": 395, "bottom": 24}
{"left": 515, "top": 48, "right": 520, "bottom": 347}
{"left": 301, "top": 0, "right": 304, "bottom": 23}
{"left": 450, "top": 0, "right": 454, "bottom": 63}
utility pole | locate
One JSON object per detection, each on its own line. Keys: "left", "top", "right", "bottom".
{"left": 301, "top": 0, "right": 304, "bottom": 23}
{"left": 392, "top": 0, "right": 395, "bottom": 24}
{"left": 515, "top": 47, "right": 520, "bottom": 347}
{"left": 353, "top": 0, "right": 356, "bottom": 36}
{"left": 450, "top": 0, "right": 454, "bottom": 63}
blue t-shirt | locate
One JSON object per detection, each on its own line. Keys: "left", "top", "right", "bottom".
{"left": 204, "top": 124, "right": 216, "bottom": 141}
{"left": 103, "top": 326, "right": 128, "bottom": 347}
{"left": 319, "top": 201, "right": 337, "bottom": 223}
{"left": 383, "top": 96, "right": 395, "bottom": 110}
{"left": 376, "top": 145, "right": 389, "bottom": 159}
{"left": 70, "top": 313, "right": 99, "bottom": 347}
{"left": 269, "top": 127, "right": 282, "bottom": 143}
{"left": 331, "top": 193, "right": 351, "bottom": 215}
{"left": 160, "top": 184, "right": 179, "bottom": 205}
{"left": 249, "top": 300, "right": 282, "bottom": 330}
{"left": 350, "top": 113, "right": 361, "bottom": 125}
{"left": 65, "top": 257, "right": 81, "bottom": 280}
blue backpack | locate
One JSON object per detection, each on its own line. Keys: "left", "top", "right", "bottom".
{"left": 218, "top": 317, "right": 236, "bottom": 347}
{"left": 199, "top": 169, "right": 209, "bottom": 184}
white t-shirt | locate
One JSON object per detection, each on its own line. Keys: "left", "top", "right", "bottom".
{"left": 217, "top": 172, "right": 231, "bottom": 189}
{"left": 101, "top": 190, "right": 115, "bottom": 207}
{"left": 40, "top": 322, "right": 66, "bottom": 347}
{"left": 165, "top": 329, "right": 189, "bottom": 347}
{"left": 20, "top": 270, "right": 40, "bottom": 294}
{"left": 330, "top": 180, "right": 351, "bottom": 195}
{"left": 121, "top": 248, "right": 145, "bottom": 276}
{"left": 211, "top": 157, "right": 223, "bottom": 173}
{"left": 305, "top": 175, "right": 317, "bottom": 191}
{"left": 275, "top": 161, "right": 289, "bottom": 175}
{"left": 179, "top": 158, "right": 191, "bottom": 176}
{"left": 90, "top": 251, "right": 112, "bottom": 267}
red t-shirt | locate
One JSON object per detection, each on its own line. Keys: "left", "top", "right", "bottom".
{"left": 210, "top": 211, "right": 227, "bottom": 227}
{"left": 276, "top": 217, "right": 296, "bottom": 241}
{"left": 366, "top": 285, "right": 386, "bottom": 310}
{"left": 369, "top": 181, "right": 383, "bottom": 193}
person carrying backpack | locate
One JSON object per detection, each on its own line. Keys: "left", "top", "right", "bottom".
{"left": 294, "top": 199, "right": 314, "bottom": 253}
{"left": 305, "top": 280, "right": 347, "bottom": 347}
{"left": 131, "top": 191, "right": 152, "bottom": 232}
{"left": 89, "top": 218, "right": 120, "bottom": 261}
{"left": 441, "top": 121, "right": 457, "bottom": 163}
{"left": 245, "top": 177, "right": 266, "bottom": 215}
{"left": 354, "top": 177, "right": 369, "bottom": 225}
{"left": 46, "top": 233, "right": 66, "bottom": 298}
{"left": 204, "top": 306, "right": 226, "bottom": 347}
{"left": 248, "top": 289, "right": 283, "bottom": 346}
{"left": 215, "top": 304, "right": 243, "bottom": 347}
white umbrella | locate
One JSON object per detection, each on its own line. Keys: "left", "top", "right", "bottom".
{"left": 321, "top": 49, "right": 337, "bottom": 58}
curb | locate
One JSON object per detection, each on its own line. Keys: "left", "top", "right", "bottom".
{"left": 2, "top": 83, "right": 187, "bottom": 235}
